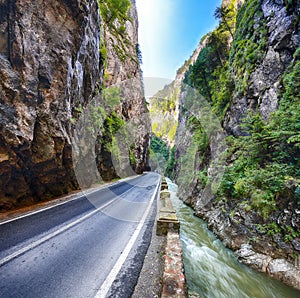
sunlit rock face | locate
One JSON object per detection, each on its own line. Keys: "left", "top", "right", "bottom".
{"left": 0, "top": 0, "right": 150, "bottom": 210}
{"left": 99, "top": 0, "right": 150, "bottom": 179}
{"left": 224, "top": 0, "right": 300, "bottom": 135}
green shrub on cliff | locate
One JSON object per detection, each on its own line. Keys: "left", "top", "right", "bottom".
{"left": 98, "top": 0, "right": 131, "bottom": 29}
{"left": 150, "top": 135, "right": 170, "bottom": 162}
{"left": 184, "top": 0, "right": 237, "bottom": 119}
{"left": 218, "top": 55, "right": 300, "bottom": 218}
{"left": 150, "top": 86, "right": 178, "bottom": 144}
{"left": 98, "top": 0, "right": 133, "bottom": 63}
{"left": 179, "top": 0, "right": 300, "bottom": 220}
{"left": 229, "top": 0, "right": 268, "bottom": 95}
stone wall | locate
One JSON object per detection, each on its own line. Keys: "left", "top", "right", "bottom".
{"left": 157, "top": 177, "right": 187, "bottom": 297}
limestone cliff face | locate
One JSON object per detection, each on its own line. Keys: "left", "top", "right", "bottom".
{"left": 148, "top": 41, "right": 203, "bottom": 174}
{"left": 149, "top": 41, "right": 204, "bottom": 146}
{"left": 98, "top": 0, "right": 150, "bottom": 178}
{"left": 173, "top": 38, "right": 209, "bottom": 193}
{"left": 0, "top": 0, "right": 100, "bottom": 209}
{"left": 0, "top": 0, "right": 149, "bottom": 210}
{"left": 173, "top": 0, "right": 300, "bottom": 289}
{"left": 224, "top": 0, "right": 300, "bottom": 135}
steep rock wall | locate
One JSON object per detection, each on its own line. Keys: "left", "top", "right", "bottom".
{"left": 224, "top": 0, "right": 300, "bottom": 135}
{"left": 0, "top": 0, "right": 100, "bottom": 210}
{"left": 173, "top": 0, "right": 300, "bottom": 289}
{"left": 97, "top": 0, "right": 150, "bottom": 178}
{"left": 0, "top": 0, "right": 150, "bottom": 210}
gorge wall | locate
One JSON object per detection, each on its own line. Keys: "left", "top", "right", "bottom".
{"left": 0, "top": 0, "right": 149, "bottom": 210}
{"left": 149, "top": 42, "right": 203, "bottom": 174}
{"left": 172, "top": 0, "right": 300, "bottom": 289}
{"left": 98, "top": 0, "right": 150, "bottom": 179}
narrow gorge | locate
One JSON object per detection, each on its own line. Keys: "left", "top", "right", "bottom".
{"left": 150, "top": 0, "right": 300, "bottom": 290}
{"left": 1, "top": 0, "right": 300, "bottom": 295}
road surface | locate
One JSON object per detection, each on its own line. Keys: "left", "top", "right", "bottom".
{"left": 0, "top": 172, "right": 161, "bottom": 298}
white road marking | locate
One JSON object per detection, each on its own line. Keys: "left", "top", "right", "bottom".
{"left": 0, "top": 175, "right": 141, "bottom": 226}
{"left": 0, "top": 194, "right": 123, "bottom": 267}
{"left": 94, "top": 175, "right": 161, "bottom": 298}
{"left": 0, "top": 174, "right": 158, "bottom": 267}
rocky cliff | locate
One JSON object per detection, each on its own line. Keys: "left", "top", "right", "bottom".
{"left": 173, "top": 0, "right": 300, "bottom": 289}
{"left": 0, "top": 0, "right": 149, "bottom": 210}
{"left": 224, "top": 0, "right": 300, "bottom": 134}
{"left": 97, "top": 0, "right": 150, "bottom": 179}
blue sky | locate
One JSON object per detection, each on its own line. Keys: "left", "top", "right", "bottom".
{"left": 136, "top": 0, "right": 222, "bottom": 80}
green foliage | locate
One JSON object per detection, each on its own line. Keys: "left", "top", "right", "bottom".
{"left": 150, "top": 86, "right": 178, "bottom": 114}
{"left": 150, "top": 135, "right": 169, "bottom": 161}
{"left": 210, "top": 63, "right": 235, "bottom": 118}
{"left": 105, "top": 111, "right": 124, "bottom": 135}
{"left": 98, "top": 0, "right": 131, "bottom": 28}
{"left": 100, "top": 43, "right": 108, "bottom": 68}
{"left": 217, "top": 52, "right": 300, "bottom": 219}
{"left": 229, "top": 0, "right": 268, "bottom": 95}
{"left": 150, "top": 84, "right": 178, "bottom": 143}
{"left": 284, "top": 0, "right": 298, "bottom": 13}
{"left": 102, "top": 86, "right": 122, "bottom": 109}
{"left": 98, "top": 0, "right": 134, "bottom": 64}
{"left": 214, "top": 1, "right": 237, "bottom": 38}
{"left": 150, "top": 135, "right": 171, "bottom": 175}
{"left": 167, "top": 123, "right": 177, "bottom": 142}
{"left": 151, "top": 118, "right": 177, "bottom": 141}
{"left": 189, "top": 118, "right": 209, "bottom": 154}
{"left": 129, "top": 145, "right": 137, "bottom": 168}
{"left": 110, "top": 136, "right": 122, "bottom": 164}
{"left": 198, "top": 169, "right": 209, "bottom": 188}
{"left": 165, "top": 146, "right": 176, "bottom": 179}
{"left": 293, "top": 47, "right": 300, "bottom": 60}
{"left": 99, "top": 111, "right": 125, "bottom": 167}
{"left": 136, "top": 43, "right": 142, "bottom": 64}
{"left": 80, "top": 86, "right": 122, "bottom": 138}
{"left": 176, "top": 141, "right": 198, "bottom": 188}
{"left": 184, "top": 2, "right": 236, "bottom": 119}
{"left": 95, "top": 85, "right": 125, "bottom": 151}
{"left": 255, "top": 223, "right": 299, "bottom": 242}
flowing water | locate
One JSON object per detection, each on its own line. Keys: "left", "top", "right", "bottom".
{"left": 167, "top": 179, "right": 300, "bottom": 298}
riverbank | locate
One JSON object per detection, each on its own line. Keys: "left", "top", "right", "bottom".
{"left": 168, "top": 179, "right": 300, "bottom": 297}
{"left": 194, "top": 201, "right": 300, "bottom": 290}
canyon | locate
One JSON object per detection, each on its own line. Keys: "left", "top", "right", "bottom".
{"left": 150, "top": 0, "right": 300, "bottom": 290}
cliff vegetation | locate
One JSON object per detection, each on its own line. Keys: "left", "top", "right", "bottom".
{"left": 164, "top": 0, "right": 300, "bottom": 289}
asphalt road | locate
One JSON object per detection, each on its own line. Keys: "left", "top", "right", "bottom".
{"left": 0, "top": 172, "right": 161, "bottom": 298}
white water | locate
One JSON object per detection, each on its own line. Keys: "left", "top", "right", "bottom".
{"left": 167, "top": 179, "right": 300, "bottom": 298}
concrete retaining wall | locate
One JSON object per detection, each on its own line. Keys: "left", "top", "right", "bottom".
{"left": 156, "top": 177, "right": 187, "bottom": 298}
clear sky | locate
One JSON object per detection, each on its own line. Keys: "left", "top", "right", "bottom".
{"left": 136, "top": 0, "right": 222, "bottom": 80}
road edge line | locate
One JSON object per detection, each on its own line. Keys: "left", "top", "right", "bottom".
{"left": 94, "top": 174, "right": 162, "bottom": 298}
{"left": 0, "top": 175, "right": 141, "bottom": 226}
{"left": 0, "top": 196, "right": 122, "bottom": 267}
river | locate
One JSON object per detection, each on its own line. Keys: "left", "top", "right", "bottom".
{"left": 167, "top": 179, "right": 300, "bottom": 298}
